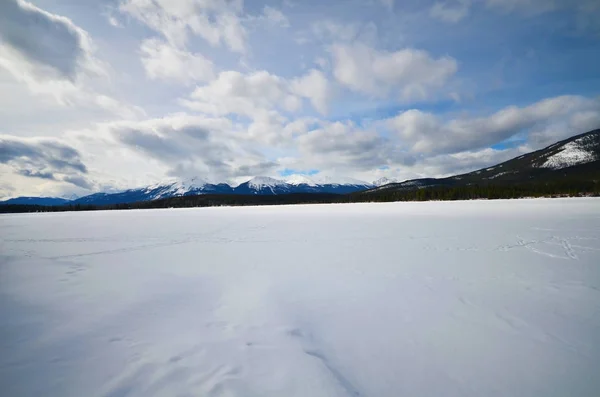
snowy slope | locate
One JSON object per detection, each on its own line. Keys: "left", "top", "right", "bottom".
{"left": 1, "top": 199, "right": 600, "bottom": 397}
{"left": 540, "top": 134, "right": 598, "bottom": 169}
{"left": 285, "top": 175, "right": 318, "bottom": 186}
{"left": 373, "top": 177, "right": 399, "bottom": 186}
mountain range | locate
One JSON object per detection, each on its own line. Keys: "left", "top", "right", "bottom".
{"left": 2, "top": 129, "right": 599, "bottom": 207}
{"left": 1, "top": 176, "right": 375, "bottom": 206}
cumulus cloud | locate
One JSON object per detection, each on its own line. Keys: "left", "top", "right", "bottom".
{"left": 290, "top": 69, "right": 332, "bottom": 115}
{"left": 0, "top": 0, "right": 143, "bottom": 119}
{"left": 181, "top": 68, "right": 334, "bottom": 145}
{"left": 108, "top": 114, "right": 279, "bottom": 181}
{"left": 119, "top": 0, "right": 247, "bottom": 52}
{"left": 296, "top": 121, "right": 415, "bottom": 172}
{"left": 388, "top": 95, "right": 600, "bottom": 154}
{"left": 140, "top": 39, "right": 214, "bottom": 85}
{"left": 181, "top": 70, "right": 301, "bottom": 118}
{"left": 0, "top": 136, "right": 91, "bottom": 188}
{"left": 0, "top": 0, "right": 102, "bottom": 82}
{"left": 331, "top": 43, "right": 458, "bottom": 100}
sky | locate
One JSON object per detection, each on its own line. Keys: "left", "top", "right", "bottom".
{"left": 1, "top": 0, "right": 599, "bottom": 198}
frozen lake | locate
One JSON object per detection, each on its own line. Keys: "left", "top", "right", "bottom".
{"left": 1, "top": 198, "right": 600, "bottom": 397}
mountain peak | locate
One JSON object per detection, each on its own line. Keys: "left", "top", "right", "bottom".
{"left": 246, "top": 176, "right": 286, "bottom": 189}
{"left": 373, "top": 177, "right": 398, "bottom": 186}
{"left": 285, "top": 175, "right": 317, "bottom": 186}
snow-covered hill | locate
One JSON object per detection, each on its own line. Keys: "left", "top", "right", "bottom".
{"left": 538, "top": 134, "right": 598, "bottom": 170}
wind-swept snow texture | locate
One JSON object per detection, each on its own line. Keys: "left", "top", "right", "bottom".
{"left": 1, "top": 199, "right": 600, "bottom": 397}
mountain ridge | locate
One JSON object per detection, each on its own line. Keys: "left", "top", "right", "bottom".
{"left": 1, "top": 176, "right": 374, "bottom": 206}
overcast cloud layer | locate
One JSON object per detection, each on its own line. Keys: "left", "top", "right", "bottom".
{"left": 1, "top": 0, "right": 599, "bottom": 198}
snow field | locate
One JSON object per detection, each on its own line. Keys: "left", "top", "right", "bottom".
{"left": 1, "top": 198, "right": 599, "bottom": 396}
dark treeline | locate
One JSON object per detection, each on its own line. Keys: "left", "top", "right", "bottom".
{"left": 1, "top": 180, "right": 598, "bottom": 214}
{"left": 352, "top": 180, "right": 600, "bottom": 202}
{"left": 0, "top": 193, "right": 342, "bottom": 213}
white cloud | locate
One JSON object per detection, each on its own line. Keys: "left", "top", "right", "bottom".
{"left": 388, "top": 95, "right": 600, "bottom": 154}
{"left": 0, "top": 0, "right": 143, "bottom": 119}
{"left": 0, "top": 0, "right": 104, "bottom": 99}
{"left": 181, "top": 66, "right": 335, "bottom": 115}
{"left": 108, "top": 16, "right": 122, "bottom": 27}
{"left": 0, "top": 0, "right": 103, "bottom": 82}
{"left": 106, "top": 114, "right": 278, "bottom": 181}
{"left": 331, "top": 43, "right": 458, "bottom": 100}
{"left": 181, "top": 70, "right": 301, "bottom": 118}
{"left": 119, "top": 0, "right": 247, "bottom": 52}
{"left": 140, "top": 39, "right": 214, "bottom": 85}
{"left": 294, "top": 121, "right": 415, "bottom": 173}
{"left": 430, "top": 0, "right": 470, "bottom": 23}
{"left": 290, "top": 69, "right": 332, "bottom": 115}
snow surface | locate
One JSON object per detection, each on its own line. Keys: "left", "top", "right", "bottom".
{"left": 285, "top": 175, "right": 318, "bottom": 186}
{"left": 1, "top": 199, "right": 600, "bottom": 397}
{"left": 541, "top": 136, "right": 597, "bottom": 169}
{"left": 246, "top": 176, "right": 286, "bottom": 189}
{"left": 373, "top": 177, "right": 398, "bottom": 186}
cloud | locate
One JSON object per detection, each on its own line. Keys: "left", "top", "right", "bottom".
{"left": 290, "top": 69, "right": 332, "bottom": 115}
{"left": 119, "top": 0, "right": 247, "bottom": 52}
{"left": 140, "top": 39, "right": 214, "bottom": 85}
{"left": 0, "top": 135, "right": 92, "bottom": 188}
{"left": 181, "top": 69, "right": 333, "bottom": 125}
{"left": 0, "top": 0, "right": 143, "bottom": 119}
{"left": 388, "top": 95, "right": 600, "bottom": 154}
{"left": 295, "top": 121, "right": 415, "bottom": 172}
{"left": 181, "top": 70, "right": 301, "bottom": 118}
{"left": 331, "top": 43, "right": 458, "bottom": 100}
{"left": 108, "top": 114, "right": 279, "bottom": 181}
{"left": 0, "top": 0, "right": 101, "bottom": 81}
{"left": 430, "top": 0, "right": 470, "bottom": 23}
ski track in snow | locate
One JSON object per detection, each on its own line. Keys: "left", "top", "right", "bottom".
{"left": 1, "top": 198, "right": 600, "bottom": 397}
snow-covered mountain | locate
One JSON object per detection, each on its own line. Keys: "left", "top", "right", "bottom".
{"left": 285, "top": 175, "right": 318, "bottom": 186}
{"left": 43, "top": 176, "right": 373, "bottom": 206}
{"left": 373, "top": 177, "right": 399, "bottom": 186}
